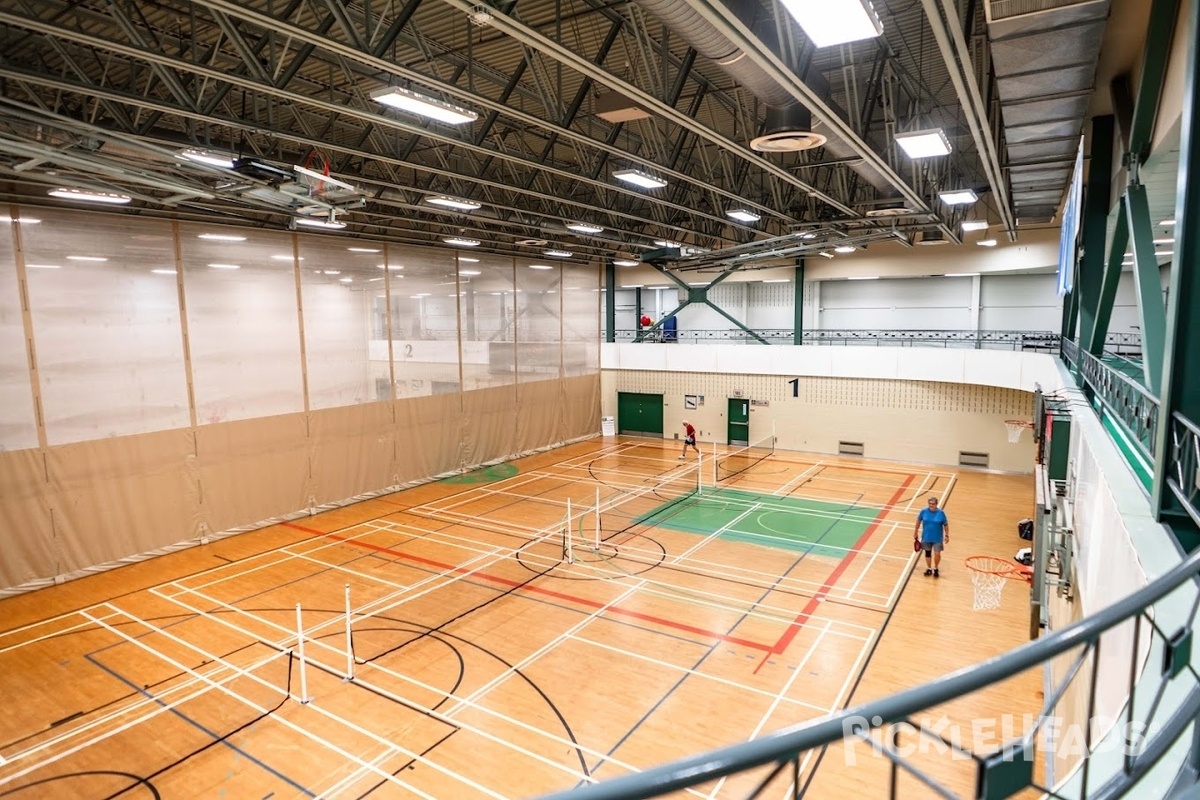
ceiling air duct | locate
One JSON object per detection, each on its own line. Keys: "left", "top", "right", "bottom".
{"left": 916, "top": 229, "right": 948, "bottom": 245}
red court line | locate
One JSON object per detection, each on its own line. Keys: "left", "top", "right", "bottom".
{"left": 279, "top": 521, "right": 772, "bottom": 652}
{"left": 754, "top": 473, "right": 916, "bottom": 672}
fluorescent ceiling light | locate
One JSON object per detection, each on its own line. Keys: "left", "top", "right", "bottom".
{"left": 15, "top": 217, "right": 40, "bottom": 224}
{"left": 371, "top": 86, "right": 478, "bottom": 124}
{"left": 460, "top": 269, "right": 482, "bottom": 276}
{"left": 376, "top": 264, "right": 403, "bottom": 270}
{"left": 444, "top": 237, "right": 481, "bottom": 247}
{"left": 653, "top": 240, "right": 682, "bottom": 248}
{"left": 944, "top": 272, "right": 977, "bottom": 277}
{"left": 294, "top": 217, "right": 347, "bottom": 229}
{"left": 1153, "top": 238, "right": 1174, "bottom": 244}
{"left": 49, "top": 187, "right": 131, "bottom": 204}
{"left": 961, "top": 220, "right": 989, "bottom": 232}
{"left": 895, "top": 129, "right": 952, "bottom": 159}
{"left": 25, "top": 264, "right": 60, "bottom": 269}
{"left": 272, "top": 254, "right": 303, "bottom": 261}
{"left": 834, "top": 245, "right": 857, "bottom": 253}
{"left": 780, "top": 0, "right": 883, "bottom": 47}
{"left": 458, "top": 257, "right": 480, "bottom": 262}
{"left": 613, "top": 259, "right": 640, "bottom": 267}
{"left": 938, "top": 189, "right": 979, "bottom": 205}
{"left": 151, "top": 269, "right": 177, "bottom": 275}
{"left": 1156, "top": 250, "right": 1174, "bottom": 256}
{"left": 612, "top": 169, "right": 668, "bottom": 189}
{"left": 818, "top": 251, "right": 834, "bottom": 259}
{"left": 348, "top": 247, "right": 381, "bottom": 253}
{"left": 566, "top": 222, "right": 605, "bottom": 234}
{"left": 622, "top": 284, "right": 644, "bottom": 288}
{"left": 426, "top": 196, "right": 482, "bottom": 211}
{"left": 727, "top": 209, "right": 761, "bottom": 223}
{"left": 339, "top": 277, "right": 353, "bottom": 283}
{"left": 179, "top": 148, "right": 235, "bottom": 169}
{"left": 529, "top": 264, "right": 554, "bottom": 270}
{"left": 847, "top": 276, "right": 878, "bottom": 280}
{"left": 198, "top": 233, "right": 246, "bottom": 242}
{"left": 543, "top": 249, "right": 572, "bottom": 258}
{"left": 207, "top": 263, "right": 241, "bottom": 269}
{"left": 67, "top": 255, "right": 108, "bottom": 262}
{"left": 1161, "top": 219, "right": 1176, "bottom": 226}
{"left": 797, "top": 232, "right": 818, "bottom": 240}
{"left": 977, "top": 239, "right": 998, "bottom": 247}
{"left": 761, "top": 279, "right": 790, "bottom": 283}
{"left": 323, "top": 270, "right": 341, "bottom": 275}
{"left": 293, "top": 165, "right": 356, "bottom": 191}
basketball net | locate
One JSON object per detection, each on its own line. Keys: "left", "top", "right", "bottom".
{"left": 965, "top": 556, "right": 1021, "bottom": 611}
{"left": 1005, "top": 420, "right": 1030, "bottom": 443}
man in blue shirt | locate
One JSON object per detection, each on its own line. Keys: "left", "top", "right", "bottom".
{"left": 914, "top": 496, "right": 950, "bottom": 578}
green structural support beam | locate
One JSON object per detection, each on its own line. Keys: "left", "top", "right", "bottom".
{"left": 793, "top": 259, "right": 804, "bottom": 345}
{"left": 1129, "top": 0, "right": 1181, "bottom": 161}
{"left": 1125, "top": 183, "right": 1168, "bottom": 394}
{"left": 1092, "top": 202, "right": 1129, "bottom": 355}
{"left": 605, "top": 262, "right": 616, "bottom": 343}
{"left": 1077, "top": 115, "right": 1114, "bottom": 356}
{"left": 704, "top": 300, "right": 770, "bottom": 344}
{"left": 1151, "top": 0, "right": 1200, "bottom": 551}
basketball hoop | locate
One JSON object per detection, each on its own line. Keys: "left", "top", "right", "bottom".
{"left": 1004, "top": 419, "right": 1033, "bottom": 444}
{"left": 964, "top": 555, "right": 1029, "bottom": 611}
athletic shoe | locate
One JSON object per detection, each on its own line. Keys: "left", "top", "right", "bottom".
{"left": 924, "top": 569, "right": 932, "bottom": 576}
{"left": 933, "top": 569, "right": 940, "bottom": 578}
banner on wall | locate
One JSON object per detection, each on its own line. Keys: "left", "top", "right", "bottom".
{"left": 1055, "top": 137, "right": 1085, "bottom": 297}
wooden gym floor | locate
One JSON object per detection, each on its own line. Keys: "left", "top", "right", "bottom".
{"left": 0, "top": 437, "right": 1041, "bottom": 799}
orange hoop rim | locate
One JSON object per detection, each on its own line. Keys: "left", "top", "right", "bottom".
{"left": 965, "top": 555, "right": 1033, "bottom": 582}
{"left": 1004, "top": 419, "right": 1034, "bottom": 428}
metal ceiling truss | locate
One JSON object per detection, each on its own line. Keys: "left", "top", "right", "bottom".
{"left": 0, "top": 0, "right": 1039, "bottom": 264}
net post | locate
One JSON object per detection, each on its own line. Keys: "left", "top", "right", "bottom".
{"left": 295, "top": 603, "right": 311, "bottom": 703}
{"left": 594, "top": 485, "right": 601, "bottom": 550}
{"left": 344, "top": 583, "right": 354, "bottom": 681}
{"left": 697, "top": 449, "right": 703, "bottom": 495}
{"left": 564, "top": 498, "right": 574, "bottom": 564}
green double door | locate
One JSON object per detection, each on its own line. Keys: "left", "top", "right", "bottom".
{"left": 728, "top": 397, "right": 749, "bottom": 446}
{"left": 617, "top": 392, "right": 663, "bottom": 436}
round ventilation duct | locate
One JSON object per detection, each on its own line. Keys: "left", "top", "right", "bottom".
{"left": 750, "top": 105, "right": 827, "bottom": 153}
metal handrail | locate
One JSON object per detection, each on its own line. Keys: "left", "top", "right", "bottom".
{"left": 541, "top": 546, "right": 1200, "bottom": 799}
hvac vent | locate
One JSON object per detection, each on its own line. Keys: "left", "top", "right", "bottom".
{"left": 916, "top": 230, "right": 948, "bottom": 245}
{"left": 959, "top": 451, "right": 991, "bottom": 468}
{"left": 866, "top": 206, "right": 915, "bottom": 218}
{"left": 985, "top": 0, "right": 1097, "bottom": 22}
{"left": 838, "top": 441, "right": 865, "bottom": 456}
{"left": 750, "top": 105, "right": 827, "bottom": 152}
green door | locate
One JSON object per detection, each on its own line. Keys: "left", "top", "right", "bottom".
{"left": 617, "top": 392, "right": 664, "bottom": 436}
{"left": 728, "top": 397, "right": 749, "bottom": 445}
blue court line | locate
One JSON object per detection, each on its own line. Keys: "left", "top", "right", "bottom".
{"left": 85, "top": 653, "right": 313, "bottom": 797}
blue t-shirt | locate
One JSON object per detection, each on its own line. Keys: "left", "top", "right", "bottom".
{"left": 918, "top": 508, "right": 948, "bottom": 543}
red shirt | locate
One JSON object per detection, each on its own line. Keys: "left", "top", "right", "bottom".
{"left": 684, "top": 423, "right": 695, "bottom": 438}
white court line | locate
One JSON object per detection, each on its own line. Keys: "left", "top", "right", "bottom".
{"left": 839, "top": 470, "right": 932, "bottom": 605}
{"left": 0, "top": 607, "right": 124, "bottom": 655}
{"left": 771, "top": 461, "right": 825, "bottom": 496}
{"left": 83, "top": 605, "right": 500, "bottom": 800}
{"left": 704, "top": 621, "right": 835, "bottom": 799}
{"left": 567, "top": 633, "right": 831, "bottom": 714}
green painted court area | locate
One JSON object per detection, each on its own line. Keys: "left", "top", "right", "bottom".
{"left": 637, "top": 487, "right": 880, "bottom": 559}
{"left": 440, "top": 463, "right": 520, "bottom": 484}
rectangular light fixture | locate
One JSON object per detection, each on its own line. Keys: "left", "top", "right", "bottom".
{"left": 49, "top": 187, "right": 131, "bottom": 204}
{"left": 460, "top": 269, "right": 482, "bottom": 276}
{"left": 25, "top": 263, "right": 60, "bottom": 269}
{"left": 443, "top": 237, "right": 481, "bottom": 247}
{"left": 727, "top": 209, "right": 761, "bottom": 223}
{"left": 179, "top": 148, "right": 235, "bottom": 169}
{"left": 543, "top": 249, "right": 572, "bottom": 258}
{"left": 613, "top": 259, "right": 639, "bottom": 267}
{"left": 818, "top": 251, "right": 834, "bottom": 259}
{"left": 653, "top": 240, "right": 681, "bottom": 248}
{"left": 151, "top": 268, "right": 177, "bottom": 275}
{"left": 348, "top": 247, "right": 381, "bottom": 253}
{"left": 458, "top": 257, "right": 480, "bottom": 262}
{"left": 833, "top": 245, "right": 857, "bottom": 253}
{"left": 847, "top": 276, "right": 879, "bottom": 280}
{"left": 207, "top": 263, "right": 241, "bottom": 269}
{"left": 15, "top": 217, "right": 40, "bottom": 224}
{"left": 371, "top": 86, "right": 478, "bottom": 124}
{"left": 427, "top": 196, "right": 482, "bottom": 211}
{"left": 895, "top": 129, "right": 952, "bottom": 159}
{"left": 939, "top": 189, "right": 979, "bottom": 205}
{"left": 295, "top": 217, "right": 347, "bottom": 229}
{"left": 67, "top": 255, "right": 108, "bottom": 262}
{"left": 961, "top": 220, "right": 989, "bottom": 232}
{"left": 293, "top": 165, "right": 356, "bottom": 191}
{"left": 198, "top": 233, "right": 247, "bottom": 242}
{"left": 780, "top": 0, "right": 883, "bottom": 47}
{"left": 566, "top": 222, "right": 605, "bottom": 234}
{"left": 529, "top": 264, "right": 554, "bottom": 270}
{"left": 1161, "top": 219, "right": 1176, "bottom": 226}
{"left": 944, "top": 272, "right": 978, "bottom": 277}
{"left": 976, "top": 239, "right": 998, "bottom": 247}
{"left": 612, "top": 169, "right": 668, "bottom": 189}
{"left": 1153, "top": 238, "right": 1175, "bottom": 244}
{"left": 761, "top": 279, "right": 790, "bottom": 283}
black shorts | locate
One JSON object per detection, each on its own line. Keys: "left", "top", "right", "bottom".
{"left": 685, "top": 436, "right": 695, "bottom": 445}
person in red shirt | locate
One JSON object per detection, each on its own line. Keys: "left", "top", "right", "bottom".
{"left": 680, "top": 420, "right": 698, "bottom": 459}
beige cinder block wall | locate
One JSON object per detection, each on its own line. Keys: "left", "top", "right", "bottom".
{"left": 602, "top": 370, "right": 1035, "bottom": 472}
